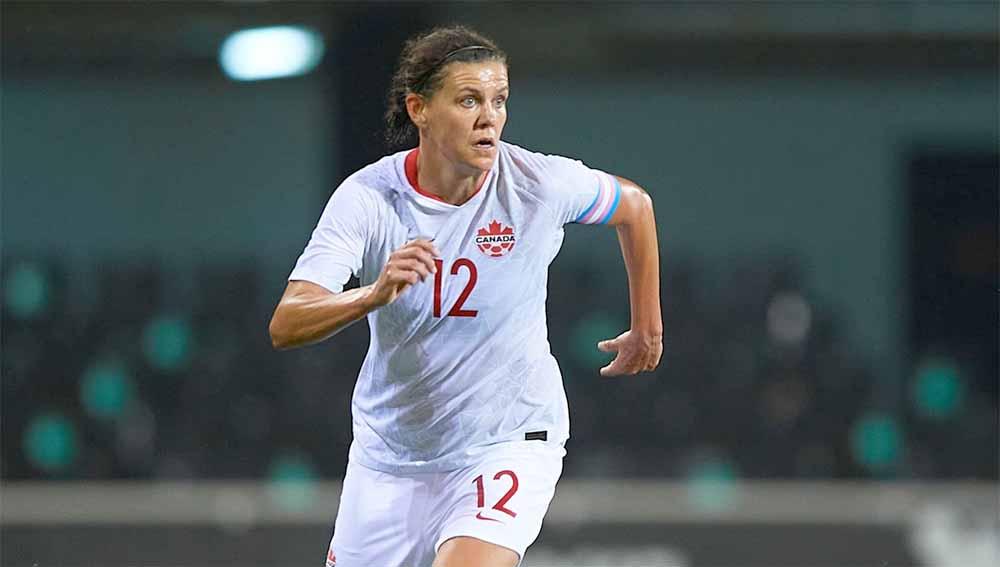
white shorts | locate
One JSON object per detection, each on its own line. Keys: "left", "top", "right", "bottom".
{"left": 326, "top": 440, "right": 565, "bottom": 567}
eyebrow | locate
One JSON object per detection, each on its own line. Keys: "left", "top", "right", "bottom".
{"left": 455, "top": 85, "right": 510, "bottom": 95}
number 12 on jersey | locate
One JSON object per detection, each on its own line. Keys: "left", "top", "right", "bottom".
{"left": 433, "top": 258, "right": 478, "bottom": 318}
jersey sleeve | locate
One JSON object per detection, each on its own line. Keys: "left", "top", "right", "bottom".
{"left": 288, "top": 181, "right": 371, "bottom": 293}
{"left": 544, "top": 155, "right": 622, "bottom": 226}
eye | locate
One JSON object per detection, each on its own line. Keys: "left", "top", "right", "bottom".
{"left": 494, "top": 95, "right": 507, "bottom": 107}
{"left": 460, "top": 96, "right": 476, "bottom": 108}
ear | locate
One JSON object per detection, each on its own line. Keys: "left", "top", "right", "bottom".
{"left": 405, "top": 93, "right": 426, "bottom": 129}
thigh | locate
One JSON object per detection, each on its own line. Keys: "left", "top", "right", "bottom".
{"left": 432, "top": 536, "right": 518, "bottom": 567}
{"left": 327, "top": 461, "right": 436, "bottom": 567}
{"left": 431, "top": 442, "right": 565, "bottom": 565}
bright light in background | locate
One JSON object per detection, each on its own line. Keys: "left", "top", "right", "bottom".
{"left": 766, "top": 291, "right": 812, "bottom": 346}
{"left": 268, "top": 452, "right": 319, "bottom": 511}
{"left": 24, "top": 412, "right": 78, "bottom": 473}
{"left": 219, "top": 26, "right": 324, "bottom": 81}
{"left": 143, "top": 315, "right": 192, "bottom": 372}
{"left": 80, "top": 358, "right": 134, "bottom": 420}
{"left": 912, "top": 357, "right": 964, "bottom": 419}
{"left": 685, "top": 455, "right": 740, "bottom": 513}
{"left": 4, "top": 261, "right": 49, "bottom": 320}
{"left": 850, "top": 412, "right": 903, "bottom": 475}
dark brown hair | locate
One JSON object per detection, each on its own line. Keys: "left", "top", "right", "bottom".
{"left": 384, "top": 25, "right": 507, "bottom": 150}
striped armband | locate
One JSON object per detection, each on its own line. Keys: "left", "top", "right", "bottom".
{"left": 573, "top": 171, "right": 621, "bottom": 225}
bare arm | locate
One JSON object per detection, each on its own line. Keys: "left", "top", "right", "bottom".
{"left": 269, "top": 280, "right": 374, "bottom": 350}
{"left": 596, "top": 176, "right": 663, "bottom": 376}
{"left": 269, "top": 239, "right": 439, "bottom": 350}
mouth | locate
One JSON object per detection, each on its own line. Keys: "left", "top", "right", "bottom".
{"left": 472, "top": 137, "right": 496, "bottom": 151}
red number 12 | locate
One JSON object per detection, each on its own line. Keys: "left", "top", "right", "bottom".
{"left": 474, "top": 470, "right": 519, "bottom": 518}
{"left": 433, "top": 258, "right": 478, "bottom": 318}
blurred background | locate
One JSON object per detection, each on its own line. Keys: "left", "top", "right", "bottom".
{"left": 2, "top": 1, "right": 997, "bottom": 566}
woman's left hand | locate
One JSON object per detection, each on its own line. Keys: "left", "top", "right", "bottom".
{"left": 597, "top": 329, "right": 663, "bottom": 377}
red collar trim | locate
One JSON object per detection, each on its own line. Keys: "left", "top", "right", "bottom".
{"left": 404, "top": 148, "right": 490, "bottom": 205}
{"left": 404, "top": 148, "right": 449, "bottom": 203}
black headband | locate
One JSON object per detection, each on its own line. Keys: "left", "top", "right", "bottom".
{"left": 412, "top": 45, "right": 495, "bottom": 92}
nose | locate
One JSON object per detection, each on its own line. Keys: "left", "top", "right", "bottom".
{"left": 477, "top": 103, "right": 497, "bottom": 128}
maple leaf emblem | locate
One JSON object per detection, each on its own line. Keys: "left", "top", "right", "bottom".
{"left": 473, "top": 219, "right": 516, "bottom": 257}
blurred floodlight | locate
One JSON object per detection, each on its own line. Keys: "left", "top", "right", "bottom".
{"left": 81, "top": 358, "right": 133, "bottom": 420}
{"left": 143, "top": 315, "right": 192, "bottom": 372}
{"left": 913, "top": 358, "right": 964, "bottom": 419}
{"left": 4, "top": 262, "right": 49, "bottom": 319}
{"left": 219, "top": 26, "right": 324, "bottom": 81}
{"left": 850, "top": 412, "right": 903, "bottom": 475}
{"left": 685, "top": 457, "right": 740, "bottom": 513}
{"left": 766, "top": 291, "right": 812, "bottom": 345}
{"left": 24, "top": 412, "right": 77, "bottom": 473}
{"left": 267, "top": 452, "right": 319, "bottom": 511}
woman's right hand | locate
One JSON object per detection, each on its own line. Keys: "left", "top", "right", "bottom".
{"left": 368, "top": 239, "right": 440, "bottom": 308}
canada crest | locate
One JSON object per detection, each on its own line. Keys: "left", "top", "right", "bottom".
{"left": 474, "top": 219, "right": 516, "bottom": 258}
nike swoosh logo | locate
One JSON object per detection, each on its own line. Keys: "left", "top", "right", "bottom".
{"left": 475, "top": 512, "right": 502, "bottom": 522}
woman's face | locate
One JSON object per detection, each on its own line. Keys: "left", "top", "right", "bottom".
{"left": 414, "top": 60, "right": 509, "bottom": 175}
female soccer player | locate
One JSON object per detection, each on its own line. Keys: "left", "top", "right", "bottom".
{"left": 269, "top": 25, "right": 662, "bottom": 567}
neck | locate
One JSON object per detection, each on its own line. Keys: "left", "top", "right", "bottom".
{"left": 412, "top": 143, "right": 489, "bottom": 206}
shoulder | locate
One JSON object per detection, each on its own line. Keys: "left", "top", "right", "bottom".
{"left": 311, "top": 154, "right": 407, "bottom": 236}
{"left": 328, "top": 152, "right": 408, "bottom": 211}
{"left": 499, "top": 141, "right": 569, "bottom": 178}
{"left": 498, "top": 141, "right": 593, "bottom": 183}
{"left": 497, "top": 141, "right": 596, "bottom": 196}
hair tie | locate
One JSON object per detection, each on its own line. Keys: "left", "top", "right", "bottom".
{"left": 412, "top": 45, "right": 495, "bottom": 92}
{"left": 440, "top": 45, "right": 492, "bottom": 63}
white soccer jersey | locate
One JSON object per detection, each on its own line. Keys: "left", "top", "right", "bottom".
{"left": 289, "top": 141, "right": 621, "bottom": 473}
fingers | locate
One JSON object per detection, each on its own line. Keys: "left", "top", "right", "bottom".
{"left": 371, "top": 240, "right": 441, "bottom": 307}
{"left": 383, "top": 259, "right": 431, "bottom": 294}
{"left": 598, "top": 334, "right": 629, "bottom": 377}
{"left": 600, "top": 353, "right": 640, "bottom": 377}
{"left": 392, "top": 258, "right": 432, "bottom": 282}
{"left": 597, "top": 330, "right": 629, "bottom": 353}
{"left": 598, "top": 331, "right": 663, "bottom": 377}
{"left": 402, "top": 238, "right": 441, "bottom": 258}
{"left": 393, "top": 239, "right": 439, "bottom": 276}
{"left": 385, "top": 267, "right": 419, "bottom": 287}
{"left": 597, "top": 339, "right": 617, "bottom": 353}
{"left": 599, "top": 357, "right": 625, "bottom": 377}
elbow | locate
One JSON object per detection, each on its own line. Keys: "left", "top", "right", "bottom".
{"left": 621, "top": 182, "right": 654, "bottom": 223}
{"left": 633, "top": 184, "right": 654, "bottom": 213}
{"left": 639, "top": 192, "right": 654, "bottom": 220}
{"left": 268, "top": 312, "right": 294, "bottom": 350}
